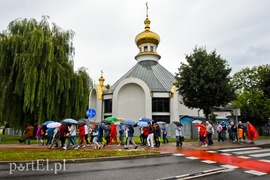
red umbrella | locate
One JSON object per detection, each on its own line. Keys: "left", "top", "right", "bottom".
{"left": 195, "top": 123, "right": 206, "bottom": 129}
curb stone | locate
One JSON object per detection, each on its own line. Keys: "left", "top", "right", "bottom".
{"left": 0, "top": 152, "right": 172, "bottom": 165}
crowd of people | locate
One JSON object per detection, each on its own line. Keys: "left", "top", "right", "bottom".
{"left": 23, "top": 119, "right": 262, "bottom": 149}
{"left": 23, "top": 121, "right": 176, "bottom": 150}
{"left": 196, "top": 120, "right": 259, "bottom": 147}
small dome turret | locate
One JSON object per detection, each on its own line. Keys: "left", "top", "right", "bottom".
{"left": 135, "top": 18, "right": 160, "bottom": 47}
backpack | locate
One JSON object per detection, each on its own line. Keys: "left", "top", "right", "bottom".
{"left": 222, "top": 124, "right": 227, "bottom": 131}
{"left": 40, "top": 129, "right": 45, "bottom": 136}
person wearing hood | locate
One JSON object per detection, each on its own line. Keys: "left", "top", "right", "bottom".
{"left": 35, "top": 125, "right": 44, "bottom": 146}
{"left": 247, "top": 121, "right": 258, "bottom": 144}
{"left": 24, "top": 124, "right": 34, "bottom": 145}
{"left": 109, "top": 122, "right": 120, "bottom": 146}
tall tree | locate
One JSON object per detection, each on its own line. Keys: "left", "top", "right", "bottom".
{"left": 258, "top": 65, "right": 270, "bottom": 99}
{"left": 175, "top": 46, "right": 235, "bottom": 120}
{"left": 232, "top": 65, "right": 270, "bottom": 125}
{"left": 0, "top": 16, "right": 91, "bottom": 129}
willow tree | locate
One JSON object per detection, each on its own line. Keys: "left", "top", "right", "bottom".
{"left": 0, "top": 16, "right": 91, "bottom": 129}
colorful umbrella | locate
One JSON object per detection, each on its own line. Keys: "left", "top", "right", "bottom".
{"left": 105, "top": 117, "right": 119, "bottom": 122}
{"left": 78, "top": 119, "right": 87, "bottom": 126}
{"left": 157, "top": 121, "right": 166, "bottom": 125}
{"left": 47, "top": 122, "right": 61, "bottom": 128}
{"left": 137, "top": 121, "right": 148, "bottom": 127}
{"left": 172, "top": 121, "right": 183, "bottom": 126}
{"left": 195, "top": 123, "right": 206, "bottom": 129}
{"left": 88, "top": 120, "right": 100, "bottom": 125}
{"left": 192, "top": 120, "right": 202, "bottom": 124}
{"left": 138, "top": 117, "right": 154, "bottom": 122}
{"left": 102, "top": 120, "right": 111, "bottom": 124}
{"left": 117, "top": 118, "right": 125, "bottom": 122}
{"left": 42, "top": 120, "right": 54, "bottom": 126}
{"left": 122, "top": 120, "right": 135, "bottom": 125}
{"left": 63, "top": 118, "right": 78, "bottom": 124}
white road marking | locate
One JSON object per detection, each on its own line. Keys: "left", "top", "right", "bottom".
{"left": 185, "top": 156, "right": 199, "bottom": 160}
{"left": 245, "top": 170, "right": 267, "bottom": 176}
{"left": 220, "top": 153, "right": 232, "bottom": 156}
{"left": 173, "top": 153, "right": 185, "bottom": 156}
{"left": 236, "top": 156, "right": 250, "bottom": 159}
{"left": 201, "top": 160, "right": 217, "bottom": 164}
{"left": 250, "top": 152, "right": 270, "bottom": 157}
{"left": 233, "top": 148, "right": 270, "bottom": 155}
{"left": 206, "top": 150, "right": 217, "bottom": 153}
{"left": 219, "top": 147, "right": 261, "bottom": 152}
{"left": 220, "top": 164, "right": 239, "bottom": 169}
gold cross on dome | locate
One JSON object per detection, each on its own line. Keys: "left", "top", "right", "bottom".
{"left": 146, "top": 1, "right": 149, "bottom": 17}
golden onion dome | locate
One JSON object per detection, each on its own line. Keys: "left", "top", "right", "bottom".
{"left": 135, "top": 18, "right": 160, "bottom": 47}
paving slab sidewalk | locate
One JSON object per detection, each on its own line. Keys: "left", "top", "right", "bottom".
{"left": 0, "top": 138, "right": 269, "bottom": 164}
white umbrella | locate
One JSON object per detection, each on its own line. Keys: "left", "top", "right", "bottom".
{"left": 137, "top": 121, "right": 148, "bottom": 127}
{"left": 156, "top": 121, "right": 166, "bottom": 125}
{"left": 192, "top": 120, "right": 202, "bottom": 124}
{"left": 47, "top": 122, "right": 61, "bottom": 128}
{"left": 63, "top": 118, "right": 78, "bottom": 124}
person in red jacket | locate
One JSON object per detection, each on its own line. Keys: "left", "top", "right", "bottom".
{"left": 59, "top": 124, "right": 67, "bottom": 147}
{"left": 109, "top": 123, "right": 120, "bottom": 146}
{"left": 78, "top": 125, "right": 86, "bottom": 148}
{"left": 142, "top": 126, "right": 149, "bottom": 145}
{"left": 196, "top": 123, "right": 207, "bottom": 147}
{"left": 247, "top": 121, "right": 258, "bottom": 144}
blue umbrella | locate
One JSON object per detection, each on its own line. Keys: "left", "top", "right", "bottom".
{"left": 63, "top": 118, "right": 78, "bottom": 124}
{"left": 137, "top": 121, "right": 148, "bottom": 127}
{"left": 42, "top": 120, "right": 54, "bottom": 126}
{"left": 139, "top": 117, "right": 154, "bottom": 122}
{"left": 122, "top": 120, "right": 135, "bottom": 126}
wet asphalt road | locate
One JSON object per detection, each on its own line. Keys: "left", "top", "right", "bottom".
{"left": 1, "top": 155, "right": 270, "bottom": 180}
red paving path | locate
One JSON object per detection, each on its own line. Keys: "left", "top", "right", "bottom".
{"left": 180, "top": 150, "right": 270, "bottom": 174}
{"left": 151, "top": 139, "right": 270, "bottom": 174}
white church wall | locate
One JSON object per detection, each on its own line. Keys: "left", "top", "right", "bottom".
{"left": 118, "top": 84, "right": 145, "bottom": 120}
{"left": 112, "top": 78, "right": 152, "bottom": 121}
{"left": 178, "top": 95, "right": 200, "bottom": 117}
{"left": 170, "top": 91, "right": 180, "bottom": 122}
{"left": 152, "top": 92, "right": 170, "bottom": 97}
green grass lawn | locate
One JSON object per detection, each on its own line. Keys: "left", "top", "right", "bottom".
{"left": 0, "top": 134, "right": 162, "bottom": 161}
{"left": 0, "top": 149, "right": 159, "bottom": 161}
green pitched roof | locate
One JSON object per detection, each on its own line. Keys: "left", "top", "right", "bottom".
{"left": 110, "top": 60, "right": 176, "bottom": 92}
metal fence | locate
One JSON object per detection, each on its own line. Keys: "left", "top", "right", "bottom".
{"left": 2, "top": 128, "right": 23, "bottom": 136}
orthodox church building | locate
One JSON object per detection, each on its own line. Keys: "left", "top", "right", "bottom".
{"left": 89, "top": 14, "right": 198, "bottom": 123}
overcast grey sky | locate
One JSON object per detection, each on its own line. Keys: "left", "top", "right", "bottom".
{"left": 1, "top": 0, "right": 270, "bottom": 85}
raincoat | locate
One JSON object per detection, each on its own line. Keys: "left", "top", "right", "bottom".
{"left": 247, "top": 122, "right": 258, "bottom": 140}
